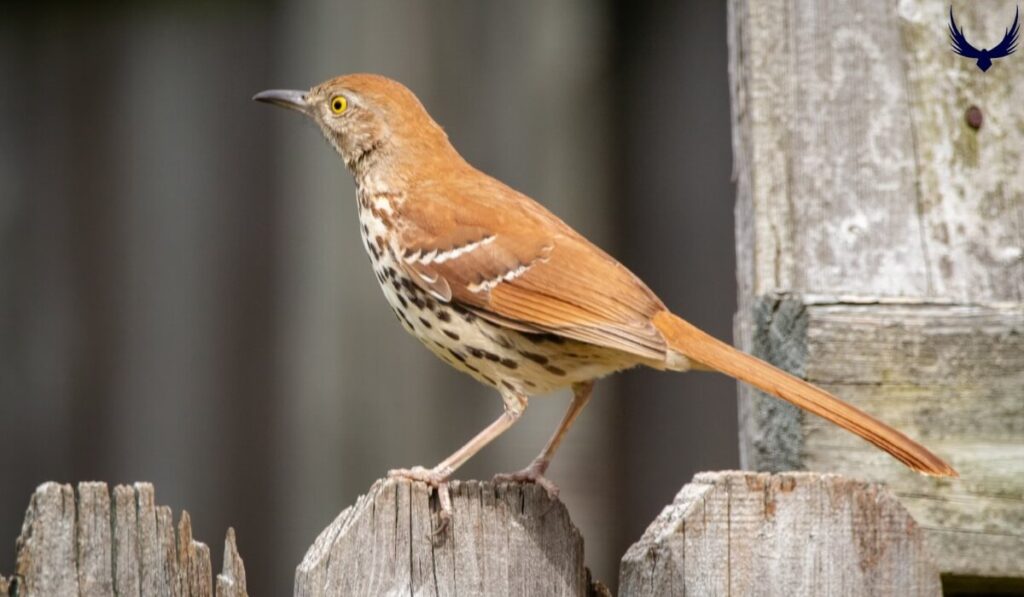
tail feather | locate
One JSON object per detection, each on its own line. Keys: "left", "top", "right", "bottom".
{"left": 652, "top": 311, "right": 958, "bottom": 478}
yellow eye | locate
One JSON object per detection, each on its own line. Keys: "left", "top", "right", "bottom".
{"left": 330, "top": 95, "right": 348, "bottom": 114}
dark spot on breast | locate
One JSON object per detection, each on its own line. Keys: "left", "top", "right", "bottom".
{"left": 525, "top": 380, "right": 537, "bottom": 388}
{"left": 518, "top": 351, "right": 549, "bottom": 365}
{"left": 465, "top": 346, "right": 485, "bottom": 359}
{"left": 465, "top": 363, "right": 480, "bottom": 373}
{"left": 545, "top": 365, "right": 566, "bottom": 376}
{"left": 443, "top": 329, "right": 460, "bottom": 341}
{"left": 391, "top": 280, "right": 401, "bottom": 292}
{"left": 397, "top": 294, "right": 408, "bottom": 309}
{"left": 501, "top": 380, "right": 516, "bottom": 391}
{"left": 418, "top": 316, "right": 432, "bottom": 328}
{"left": 368, "top": 243, "right": 379, "bottom": 261}
{"left": 447, "top": 348, "right": 466, "bottom": 362}
{"left": 401, "top": 278, "right": 416, "bottom": 293}
{"left": 409, "top": 295, "right": 424, "bottom": 309}
{"left": 525, "top": 332, "right": 565, "bottom": 345}
{"left": 451, "top": 303, "right": 476, "bottom": 322}
{"left": 424, "top": 296, "right": 436, "bottom": 311}
{"left": 482, "top": 375, "right": 497, "bottom": 385}
{"left": 432, "top": 340, "right": 445, "bottom": 349}
{"left": 483, "top": 351, "right": 501, "bottom": 363}
{"left": 500, "top": 358, "right": 518, "bottom": 369}
{"left": 436, "top": 309, "right": 452, "bottom": 322}
{"left": 361, "top": 222, "right": 369, "bottom": 234}
{"left": 376, "top": 271, "right": 386, "bottom": 284}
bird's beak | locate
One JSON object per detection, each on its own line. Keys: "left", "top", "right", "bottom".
{"left": 252, "top": 89, "right": 309, "bottom": 114}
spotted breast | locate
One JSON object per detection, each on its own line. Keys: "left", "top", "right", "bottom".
{"left": 355, "top": 186, "right": 632, "bottom": 397}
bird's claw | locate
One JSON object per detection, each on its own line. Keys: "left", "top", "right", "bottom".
{"left": 388, "top": 465, "right": 450, "bottom": 487}
{"left": 388, "top": 466, "right": 453, "bottom": 539}
{"left": 493, "top": 462, "right": 560, "bottom": 501}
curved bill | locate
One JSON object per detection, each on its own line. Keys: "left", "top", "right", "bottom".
{"left": 252, "top": 89, "right": 309, "bottom": 114}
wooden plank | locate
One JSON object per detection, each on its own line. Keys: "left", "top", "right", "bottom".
{"left": 729, "top": 0, "right": 1024, "bottom": 583}
{"left": 729, "top": 0, "right": 1023, "bottom": 304}
{"left": 294, "top": 479, "right": 603, "bottom": 596}
{"left": 619, "top": 471, "right": 941, "bottom": 596}
{"left": 737, "top": 297, "right": 1024, "bottom": 577}
{"left": 900, "top": 1, "right": 1024, "bottom": 302}
{"left": 4, "top": 482, "right": 247, "bottom": 597}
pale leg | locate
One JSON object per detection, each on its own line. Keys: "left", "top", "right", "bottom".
{"left": 493, "top": 381, "right": 594, "bottom": 498}
{"left": 388, "top": 391, "right": 528, "bottom": 527}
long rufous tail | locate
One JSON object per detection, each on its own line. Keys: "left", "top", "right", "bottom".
{"left": 652, "top": 311, "right": 958, "bottom": 478}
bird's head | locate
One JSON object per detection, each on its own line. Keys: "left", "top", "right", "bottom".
{"left": 253, "top": 74, "right": 454, "bottom": 174}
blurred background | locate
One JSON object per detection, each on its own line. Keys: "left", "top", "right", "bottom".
{"left": 0, "top": 0, "right": 735, "bottom": 593}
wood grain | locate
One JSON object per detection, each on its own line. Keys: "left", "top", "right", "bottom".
{"left": 729, "top": 0, "right": 1023, "bottom": 304}
{"left": 294, "top": 478, "right": 602, "bottom": 596}
{"left": 619, "top": 471, "right": 941, "bottom": 596}
{"left": 3, "top": 482, "right": 247, "bottom": 597}
{"left": 737, "top": 297, "right": 1024, "bottom": 577}
{"left": 729, "top": 0, "right": 1024, "bottom": 582}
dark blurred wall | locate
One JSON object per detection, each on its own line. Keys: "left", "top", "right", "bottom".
{"left": 0, "top": 1, "right": 734, "bottom": 593}
{"left": 613, "top": 0, "right": 740, "bottom": 561}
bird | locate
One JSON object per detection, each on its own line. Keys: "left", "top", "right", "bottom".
{"left": 253, "top": 74, "right": 957, "bottom": 509}
{"left": 949, "top": 6, "right": 1019, "bottom": 72}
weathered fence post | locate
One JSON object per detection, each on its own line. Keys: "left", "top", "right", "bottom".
{"left": 0, "top": 482, "right": 247, "bottom": 597}
{"left": 619, "top": 471, "right": 941, "bottom": 596}
{"left": 294, "top": 479, "right": 608, "bottom": 596}
{"left": 3, "top": 475, "right": 948, "bottom": 595}
{"left": 728, "top": 0, "right": 1024, "bottom": 585}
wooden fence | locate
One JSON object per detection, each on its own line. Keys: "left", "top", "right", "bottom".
{"left": 728, "top": 0, "right": 1023, "bottom": 584}
{"left": 1, "top": 472, "right": 946, "bottom": 596}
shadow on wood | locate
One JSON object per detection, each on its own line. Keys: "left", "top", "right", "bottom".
{"left": 619, "top": 471, "right": 941, "bottom": 596}
{"left": 0, "top": 482, "right": 247, "bottom": 597}
{"left": 294, "top": 479, "right": 608, "bottom": 596}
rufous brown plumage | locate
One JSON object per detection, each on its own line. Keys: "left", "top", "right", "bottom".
{"left": 254, "top": 74, "right": 957, "bottom": 507}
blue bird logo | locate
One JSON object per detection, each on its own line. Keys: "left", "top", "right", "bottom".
{"left": 949, "top": 6, "right": 1019, "bottom": 71}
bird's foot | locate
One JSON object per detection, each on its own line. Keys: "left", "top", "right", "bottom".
{"left": 493, "top": 459, "right": 560, "bottom": 500}
{"left": 388, "top": 465, "right": 453, "bottom": 538}
{"left": 388, "top": 465, "right": 451, "bottom": 487}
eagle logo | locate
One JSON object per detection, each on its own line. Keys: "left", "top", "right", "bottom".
{"left": 949, "top": 6, "right": 1019, "bottom": 71}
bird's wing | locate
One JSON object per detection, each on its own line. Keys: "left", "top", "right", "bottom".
{"left": 393, "top": 171, "right": 668, "bottom": 360}
{"left": 949, "top": 8, "right": 983, "bottom": 57}
{"left": 991, "top": 7, "right": 1020, "bottom": 57}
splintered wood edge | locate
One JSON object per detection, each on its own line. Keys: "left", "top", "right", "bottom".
{"left": 216, "top": 528, "right": 248, "bottom": 597}
{"left": 2, "top": 482, "right": 247, "bottom": 597}
{"left": 295, "top": 478, "right": 601, "bottom": 596}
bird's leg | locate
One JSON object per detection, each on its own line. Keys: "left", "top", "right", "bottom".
{"left": 493, "top": 381, "right": 594, "bottom": 499}
{"left": 389, "top": 391, "right": 528, "bottom": 524}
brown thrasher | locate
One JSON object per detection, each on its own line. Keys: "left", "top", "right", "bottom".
{"left": 254, "top": 74, "right": 957, "bottom": 504}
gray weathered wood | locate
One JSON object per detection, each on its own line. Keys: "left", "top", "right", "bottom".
{"left": 620, "top": 471, "right": 941, "bottom": 596}
{"left": 2, "top": 482, "right": 247, "bottom": 597}
{"left": 216, "top": 529, "right": 248, "bottom": 597}
{"left": 294, "top": 479, "right": 603, "bottom": 596}
{"left": 729, "top": 0, "right": 1024, "bottom": 582}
